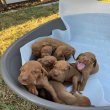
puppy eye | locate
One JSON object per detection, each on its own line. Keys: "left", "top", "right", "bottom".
{"left": 79, "top": 56, "right": 84, "bottom": 59}
{"left": 64, "top": 68, "right": 68, "bottom": 70}
{"left": 54, "top": 65, "right": 57, "bottom": 68}
{"left": 32, "top": 70, "right": 37, "bottom": 74}
{"left": 91, "top": 58, "right": 95, "bottom": 61}
{"left": 48, "top": 61, "right": 52, "bottom": 63}
{"left": 64, "top": 66, "right": 70, "bottom": 71}
{"left": 59, "top": 55, "right": 63, "bottom": 58}
{"left": 20, "top": 68, "right": 25, "bottom": 72}
{"left": 90, "top": 58, "right": 96, "bottom": 64}
{"left": 37, "top": 75, "right": 41, "bottom": 79}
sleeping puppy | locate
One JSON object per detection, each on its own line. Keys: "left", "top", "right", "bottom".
{"left": 41, "top": 45, "right": 53, "bottom": 58}
{"left": 32, "top": 38, "right": 75, "bottom": 60}
{"left": 37, "top": 56, "right": 57, "bottom": 72}
{"left": 50, "top": 81, "right": 91, "bottom": 107}
{"left": 54, "top": 45, "right": 75, "bottom": 60}
{"left": 75, "top": 52, "right": 99, "bottom": 91}
{"left": 18, "top": 61, "right": 62, "bottom": 103}
{"left": 49, "top": 60, "right": 81, "bottom": 93}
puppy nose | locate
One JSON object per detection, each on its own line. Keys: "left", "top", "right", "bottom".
{"left": 84, "top": 59, "right": 88, "bottom": 63}
{"left": 53, "top": 71, "right": 59, "bottom": 77}
{"left": 43, "top": 61, "right": 48, "bottom": 65}
{"left": 22, "top": 75, "right": 28, "bottom": 81}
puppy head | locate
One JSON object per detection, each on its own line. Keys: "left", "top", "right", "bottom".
{"left": 18, "top": 61, "right": 48, "bottom": 86}
{"left": 54, "top": 52, "right": 65, "bottom": 60}
{"left": 54, "top": 46, "right": 65, "bottom": 60}
{"left": 54, "top": 46, "right": 76, "bottom": 60}
{"left": 32, "top": 44, "right": 41, "bottom": 56}
{"left": 64, "top": 47, "right": 76, "bottom": 60}
{"left": 41, "top": 46, "right": 53, "bottom": 57}
{"left": 49, "top": 61, "right": 71, "bottom": 82}
{"left": 76, "top": 52, "right": 97, "bottom": 71}
{"left": 38, "top": 56, "right": 57, "bottom": 67}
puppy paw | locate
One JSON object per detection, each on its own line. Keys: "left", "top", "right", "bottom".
{"left": 71, "top": 90, "right": 76, "bottom": 95}
{"left": 79, "top": 86, "right": 84, "bottom": 91}
{"left": 28, "top": 86, "right": 38, "bottom": 95}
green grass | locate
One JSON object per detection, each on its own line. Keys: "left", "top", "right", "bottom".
{"left": 0, "top": 3, "right": 59, "bottom": 56}
{"left": 0, "top": 3, "right": 59, "bottom": 110}
{"left": 0, "top": 74, "right": 46, "bottom": 110}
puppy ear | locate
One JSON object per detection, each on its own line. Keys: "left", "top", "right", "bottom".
{"left": 37, "top": 58, "right": 42, "bottom": 62}
{"left": 42, "top": 42, "right": 49, "bottom": 47}
{"left": 54, "top": 61, "right": 58, "bottom": 65}
{"left": 41, "top": 68, "right": 48, "bottom": 77}
{"left": 76, "top": 53, "right": 84, "bottom": 60}
{"left": 93, "top": 58, "right": 97, "bottom": 67}
{"left": 20, "top": 66, "right": 24, "bottom": 71}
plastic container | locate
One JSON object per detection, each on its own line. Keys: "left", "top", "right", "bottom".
{"left": 1, "top": 18, "right": 110, "bottom": 110}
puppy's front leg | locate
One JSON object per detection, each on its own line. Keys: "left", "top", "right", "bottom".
{"left": 50, "top": 81, "right": 77, "bottom": 105}
{"left": 41, "top": 77, "right": 62, "bottom": 103}
{"left": 79, "top": 72, "right": 89, "bottom": 91}
{"left": 79, "top": 64, "right": 94, "bottom": 91}
{"left": 26, "top": 85, "right": 38, "bottom": 95}
{"left": 71, "top": 76, "right": 79, "bottom": 93}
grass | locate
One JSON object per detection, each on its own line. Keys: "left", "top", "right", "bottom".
{"left": 0, "top": 3, "right": 59, "bottom": 110}
{"left": 0, "top": 3, "right": 59, "bottom": 56}
{"left": 0, "top": 73, "right": 46, "bottom": 110}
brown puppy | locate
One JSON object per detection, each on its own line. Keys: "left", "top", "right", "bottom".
{"left": 49, "top": 60, "right": 81, "bottom": 93}
{"left": 41, "top": 46, "right": 53, "bottom": 57}
{"left": 18, "top": 61, "right": 62, "bottom": 103}
{"left": 75, "top": 52, "right": 99, "bottom": 91}
{"left": 38, "top": 56, "right": 57, "bottom": 72}
{"left": 50, "top": 81, "right": 91, "bottom": 106}
{"left": 32, "top": 38, "right": 75, "bottom": 60}
{"left": 54, "top": 45, "right": 75, "bottom": 60}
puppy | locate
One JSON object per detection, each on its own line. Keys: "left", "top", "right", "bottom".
{"left": 54, "top": 45, "right": 75, "bottom": 60}
{"left": 75, "top": 52, "right": 99, "bottom": 91}
{"left": 49, "top": 60, "right": 81, "bottom": 93}
{"left": 18, "top": 61, "right": 62, "bottom": 103}
{"left": 32, "top": 38, "right": 75, "bottom": 60}
{"left": 41, "top": 45, "right": 53, "bottom": 58}
{"left": 50, "top": 81, "right": 91, "bottom": 107}
{"left": 38, "top": 56, "right": 57, "bottom": 72}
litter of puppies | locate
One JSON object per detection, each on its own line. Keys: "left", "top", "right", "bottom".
{"left": 18, "top": 38, "right": 99, "bottom": 107}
